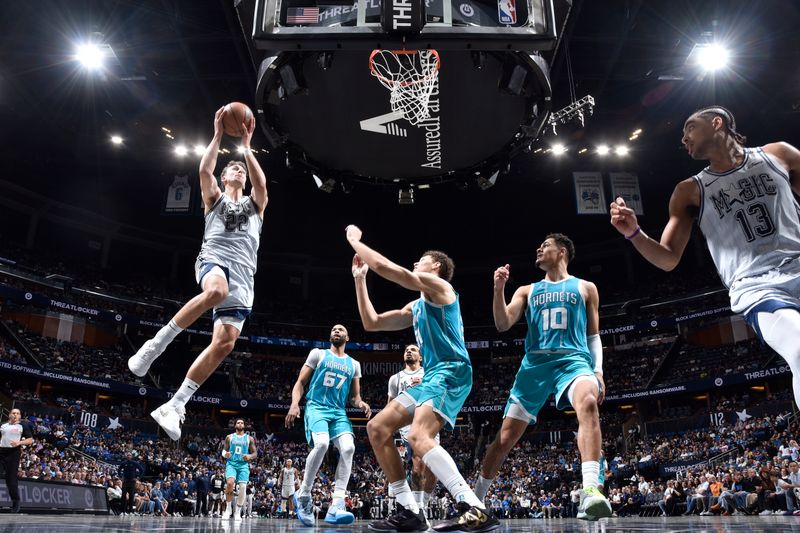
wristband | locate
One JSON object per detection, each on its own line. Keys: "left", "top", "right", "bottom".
{"left": 625, "top": 226, "right": 641, "bottom": 240}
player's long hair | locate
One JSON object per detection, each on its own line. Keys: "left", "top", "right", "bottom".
{"left": 695, "top": 106, "right": 747, "bottom": 145}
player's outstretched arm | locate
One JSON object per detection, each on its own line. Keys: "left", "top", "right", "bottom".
{"left": 349, "top": 378, "right": 372, "bottom": 419}
{"left": 199, "top": 107, "right": 225, "bottom": 211}
{"left": 764, "top": 142, "right": 800, "bottom": 196}
{"left": 240, "top": 114, "right": 268, "bottom": 216}
{"left": 346, "top": 225, "right": 451, "bottom": 299}
{"left": 285, "top": 365, "right": 314, "bottom": 428}
{"left": 610, "top": 180, "right": 696, "bottom": 271}
{"left": 352, "top": 254, "right": 414, "bottom": 331}
{"left": 492, "top": 264, "right": 529, "bottom": 332}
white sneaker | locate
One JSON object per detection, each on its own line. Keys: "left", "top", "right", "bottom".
{"left": 759, "top": 509, "right": 772, "bottom": 515}
{"left": 234, "top": 508, "right": 243, "bottom": 522}
{"left": 128, "top": 339, "right": 165, "bottom": 377}
{"left": 221, "top": 506, "right": 232, "bottom": 520}
{"left": 151, "top": 403, "right": 185, "bottom": 441}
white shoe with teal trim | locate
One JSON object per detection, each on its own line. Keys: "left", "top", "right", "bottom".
{"left": 576, "top": 486, "right": 612, "bottom": 521}
{"left": 294, "top": 493, "right": 314, "bottom": 526}
{"left": 325, "top": 501, "right": 355, "bottom": 525}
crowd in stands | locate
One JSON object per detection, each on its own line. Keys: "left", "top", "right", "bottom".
{"left": 0, "top": 382, "right": 795, "bottom": 521}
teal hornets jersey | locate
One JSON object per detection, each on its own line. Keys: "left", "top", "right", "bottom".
{"left": 227, "top": 433, "right": 249, "bottom": 464}
{"left": 411, "top": 293, "right": 471, "bottom": 368}
{"left": 305, "top": 349, "right": 360, "bottom": 410}
{"left": 524, "top": 276, "right": 589, "bottom": 356}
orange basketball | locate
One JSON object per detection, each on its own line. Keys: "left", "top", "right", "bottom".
{"left": 222, "top": 102, "right": 253, "bottom": 137}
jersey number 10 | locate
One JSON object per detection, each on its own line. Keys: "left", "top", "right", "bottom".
{"left": 541, "top": 307, "right": 568, "bottom": 331}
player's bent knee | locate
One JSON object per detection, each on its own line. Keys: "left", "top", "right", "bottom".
{"left": 366, "top": 419, "right": 388, "bottom": 442}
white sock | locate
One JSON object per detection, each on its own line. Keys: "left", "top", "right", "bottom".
{"left": 153, "top": 319, "right": 183, "bottom": 347}
{"left": 422, "top": 446, "right": 483, "bottom": 509}
{"left": 582, "top": 461, "right": 600, "bottom": 489}
{"left": 169, "top": 378, "right": 199, "bottom": 408}
{"left": 390, "top": 480, "right": 419, "bottom": 513}
{"left": 413, "top": 491, "right": 425, "bottom": 508}
{"left": 475, "top": 475, "right": 494, "bottom": 501}
{"left": 332, "top": 489, "right": 346, "bottom": 509}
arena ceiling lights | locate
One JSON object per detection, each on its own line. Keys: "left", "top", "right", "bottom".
{"left": 687, "top": 43, "right": 731, "bottom": 72}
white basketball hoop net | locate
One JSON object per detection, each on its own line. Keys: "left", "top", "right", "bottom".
{"left": 369, "top": 49, "right": 440, "bottom": 126}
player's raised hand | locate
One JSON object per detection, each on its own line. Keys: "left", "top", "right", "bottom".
{"left": 213, "top": 106, "right": 226, "bottom": 138}
{"left": 285, "top": 404, "right": 301, "bottom": 428}
{"left": 352, "top": 254, "right": 369, "bottom": 279}
{"left": 610, "top": 197, "right": 639, "bottom": 236}
{"left": 242, "top": 114, "right": 256, "bottom": 148}
{"left": 345, "top": 225, "right": 362, "bottom": 243}
{"left": 493, "top": 264, "right": 511, "bottom": 290}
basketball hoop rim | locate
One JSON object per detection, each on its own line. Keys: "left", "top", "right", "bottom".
{"left": 369, "top": 49, "right": 440, "bottom": 88}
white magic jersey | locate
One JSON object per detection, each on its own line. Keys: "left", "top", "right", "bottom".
{"left": 694, "top": 147, "right": 800, "bottom": 289}
{"left": 281, "top": 467, "right": 296, "bottom": 487}
{"left": 388, "top": 367, "right": 424, "bottom": 438}
{"left": 197, "top": 194, "right": 262, "bottom": 273}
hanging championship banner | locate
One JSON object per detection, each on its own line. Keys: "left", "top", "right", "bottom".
{"left": 610, "top": 172, "right": 644, "bottom": 216}
{"left": 573, "top": 172, "right": 607, "bottom": 214}
{"left": 164, "top": 175, "right": 191, "bottom": 213}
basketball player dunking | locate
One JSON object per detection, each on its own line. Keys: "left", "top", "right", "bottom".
{"left": 221, "top": 418, "right": 257, "bottom": 521}
{"left": 127, "top": 107, "right": 267, "bottom": 440}
{"left": 285, "top": 324, "right": 371, "bottom": 527}
{"left": 347, "top": 225, "right": 499, "bottom": 533}
{"left": 387, "top": 343, "right": 439, "bottom": 516}
{"left": 473, "top": 234, "right": 611, "bottom": 521}
{"left": 610, "top": 107, "right": 800, "bottom": 408}
{"left": 276, "top": 458, "right": 300, "bottom": 517}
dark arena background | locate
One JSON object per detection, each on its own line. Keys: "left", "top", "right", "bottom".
{"left": 1, "top": 0, "right": 800, "bottom": 531}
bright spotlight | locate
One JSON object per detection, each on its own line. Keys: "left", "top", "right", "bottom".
{"left": 596, "top": 145, "right": 610, "bottom": 156}
{"left": 615, "top": 145, "right": 629, "bottom": 156}
{"left": 174, "top": 145, "right": 188, "bottom": 157}
{"left": 237, "top": 145, "right": 248, "bottom": 154}
{"left": 552, "top": 144, "right": 567, "bottom": 156}
{"left": 75, "top": 43, "right": 105, "bottom": 70}
{"left": 695, "top": 44, "right": 729, "bottom": 72}
{"left": 193, "top": 145, "right": 205, "bottom": 156}
{"left": 110, "top": 135, "right": 123, "bottom": 145}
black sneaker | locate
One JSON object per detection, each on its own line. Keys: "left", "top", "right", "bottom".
{"left": 369, "top": 504, "right": 429, "bottom": 532}
{"left": 9, "top": 502, "right": 20, "bottom": 514}
{"left": 432, "top": 502, "right": 499, "bottom": 533}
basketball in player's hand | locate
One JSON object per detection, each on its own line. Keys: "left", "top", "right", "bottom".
{"left": 222, "top": 102, "right": 253, "bottom": 137}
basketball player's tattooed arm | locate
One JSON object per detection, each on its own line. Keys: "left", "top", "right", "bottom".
{"left": 199, "top": 106, "right": 226, "bottom": 212}
{"left": 285, "top": 364, "right": 315, "bottom": 428}
{"left": 346, "top": 225, "right": 454, "bottom": 304}
{"left": 349, "top": 377, "right": 372, "bottom": 418}
{"left": 763, "top": 142, "right": 800, "bottom": 197}
{"left": 240, "top": 114, "right": 268, "bottom": 216}
{"left": 352, "top": 254, "right": 414, "bottom": 331}
{"left": 243, "top": 436, "right": 257, "bottom": 462}
{"left": 610, "top": 179, "right": 697, "bottom": 271}
{"left": 222, "top": 435, "right": 232, "bottom": 459}
{"left": 492, "top": 263, "right": 530, "bottom": 332}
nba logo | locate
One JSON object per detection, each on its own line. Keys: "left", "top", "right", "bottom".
{"left": 498, "top": 0, "right": 516, "bottom": 24}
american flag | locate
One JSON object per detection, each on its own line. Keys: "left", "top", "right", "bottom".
{"left": 286, "top": 7, "right": 320, "bottom": 24}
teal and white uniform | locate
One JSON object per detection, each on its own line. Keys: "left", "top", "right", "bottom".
{"left": 400, "top": 291, "right": 472, "bottom": 431}
{"left": 224, "top": 432, "right": 251, "bottom": 483}
{"left": 303, "top": 348, "right": 362, "bottom": 445}
{"left": 505, "top": 276, "right": 597, "bottom": 424}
